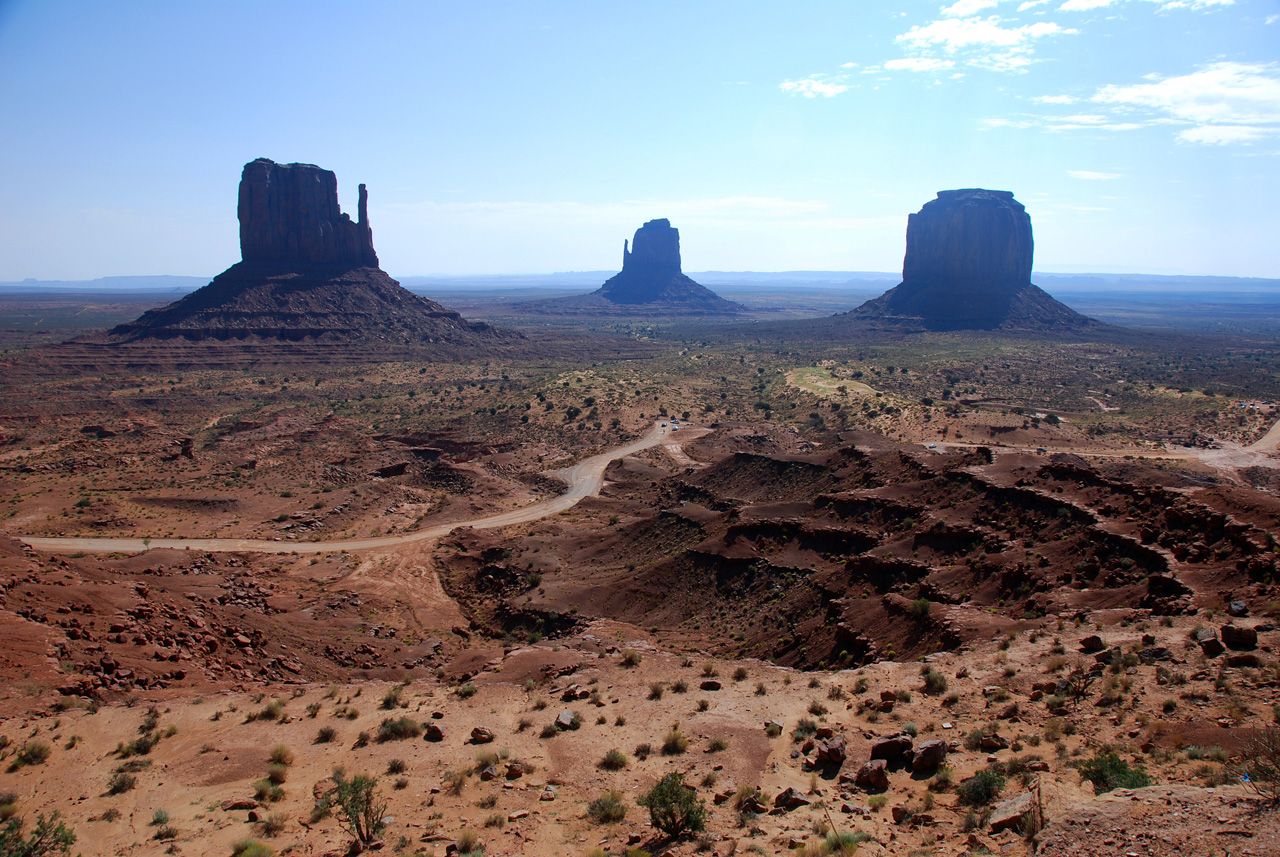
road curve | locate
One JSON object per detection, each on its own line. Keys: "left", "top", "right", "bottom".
{"left": 15, "top": 422, "right": 704, "bottom": 556}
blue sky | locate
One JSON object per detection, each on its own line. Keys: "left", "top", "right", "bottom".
{"left": 1, "top": 0, "right": 1277, "bottom": 280}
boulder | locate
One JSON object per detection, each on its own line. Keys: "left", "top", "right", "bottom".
{"left": 814, "top": 735, "right": 847, "bottom": 767}
{"left": 854, "top": 759, "right": 890, "bottom": 792}
{"left": 870, "top": 733, "right": 914, "bottom": 762}
{"left": 424, "top": 723, "right": 445, "bottom": 742}
{"left": 1079, "top": 635, "right": 1106, "bottom": 653}
{"left": 912, "top": 739, "right": 948, "bottom": 772}
{"left": 1221, "top": 624, "right": 1257, "bottom": 650}
{"left": 988, "top": 791, "right": 1036, "bottom": 834}
{"left": 773, "top": 787, "right": 811, "bottom": 810}
{"left": 469, "top": 727, "right": 495, "bottom": 744}
{"left": 554, "top": 710, "right": 577, "bottom": 730}
{"left": 700, "top": 679, "right": 722, "bottom": 691}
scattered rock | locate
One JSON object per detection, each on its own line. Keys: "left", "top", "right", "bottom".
{"left": 1222, "top": 624, "right": 1257, "bottom": 650}
{"left": 870, "top": 733, "right": 914, "bottom": 761}
{"left": 854, "top": 759, "right": 890, "bottom": 792}
{"left": 470, "top": 727, "right": 495, "bottom": 744}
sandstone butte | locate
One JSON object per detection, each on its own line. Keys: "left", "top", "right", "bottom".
{"left": 852, "top": 188, "right": 1095, "bottom": 331}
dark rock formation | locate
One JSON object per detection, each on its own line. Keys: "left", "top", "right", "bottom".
{"left": 110, "top": 159, "right": 513, "bottom": 348}
{"left": 513, "top": 219, "right": 744, "bottom": 316}
{"left": 852, "top": 189, "right": 1094, "bottom": 331}
{"left": 238, "top": 158, "right": 378, "bottom": 269}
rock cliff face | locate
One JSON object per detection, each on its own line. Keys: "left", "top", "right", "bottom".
{"left": 853, "top": 189, "right": 1092, "bottom": 331}
{"left": 110, "top": 159, "right": 514, "bottom": 348}
{"left": 238, "top": 158, "right": 378, "bottom": 269}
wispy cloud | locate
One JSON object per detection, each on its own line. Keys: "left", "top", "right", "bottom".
{"left": 1033, "top": 94, "right": 1078, "bottom": 103}
{"left": 1092, "top": 61, "right": 1280, "bottom": 144}
{"left": 1058, "top": 0, "right": 1117, "bottom": 11}
{"left": 941, "top": 0, "right": 999, "bottom": 16}
{"left": 1068, "top": 170, "right": 1123, "bottom": 179}
{"left": 779, "top": 75, "right": 851, "bottom": 98}
{"left": 1018, "top": 0, "right": 1052, "bottom": 9}
{"left": 1148, "top": 0, "right": 1234, "bottom": 11}
{"left": 883, "top": 57, "right": 956, "bottom": 72}
{"left": 895, "top": 16, "right": 1077, "bottom": 73}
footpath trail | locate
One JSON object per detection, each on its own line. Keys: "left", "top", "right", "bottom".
{"left": 15, "top": 422, "right": 705, "bottom": 556}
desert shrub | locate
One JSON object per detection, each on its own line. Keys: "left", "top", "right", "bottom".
{"left": 0, "top": 811, "right": 77, "bottom": 857}
{"left": 621, "top": 650, "right": 643, "bottom": 667}
{"left": 808, "top": 700, "right": 828, "bottom": 716}
{"left": 638, "top": 773, "right": 707, "bottom": 837}
{"left": 587, "top": 789, "right": 628, "bottom": 824}
{"left": 259, "top": 811, "right": 288, "bottom": 836}
{"left": 253, "top": 780, "right": 284, "bottom": 803}
{"left": 671, "top": 679, "right": 688, "bottom": 694}
{"left": 315, "top": 726, "right": 338, "bottom": 744}
{"left": 661, "top": 728, "right": 689, "bottom": 755}
{"left": 106, "top": 772, "right": 136, "bottom": 795}
{"left": 376, "top": 717, "right": 421, "bottom": 742}
{"left": 381, "top": 687, "right": 402, "bottom": 710}
{"left": 150, "top": 810, "right": 169, "bottom": 826}
{"left": 267, "top": 745, "right": 294, "bottom": 765}
{"left": 707, "top": 737, "right": 728, "bottom": 753}
{"left": 539, "top": 724, "right": 559, "bottom": 739}
{"left": 733, "top": 667, "right": 749, "bottom": 681}
{"left": 765, "top": 721, "right": 782, "bottom": 738}
{"left": 8, "top": 740, "right": 50, "bottom": 771}
{"left": 599, "top": 749, "right": 628, "bottom": 770}
{"left": 153, "top": 824, "right": 178, "bottom": 840}
{"left": 956, "top": 767, "right": 1006, "bottom": 806}
{"left": 793, "top": 719, "right": 818, "bottom": 741}
{"left": 387, "top": 758, "right": 407, "bottom": 775}
{"left": 484, "top": 813, "right": 504, "bottom": 828}
{"left": 634, "top": 743, "right": 652, "bottom": 760}
{"left": 755, "top": 682, "right": 767, "bottom": 696}
{"left": 230, "top": 838, "right": 274, "bottom": 857}
{"left": 1077, "top": 751, "right": 1150, "bottom": 794}
{"left": 265, "top": 763, "right": 289, "bottom": 785}
{"left": 909, "top": 598, "right": 932, "bottom": 617}
{"left": 867, "top": 795, "right": 888, "bottom": 811}
{"left": 456, "top": 682, "right": 477, "bottom": 699}
{"left": 696, "top": 699, "right": 710, "bottom": 712}
{"left": 701, "top": 662, "right": 718, "bottom": 678}
{"left": 922, "top": 668, "right": 948, "bottom": 695}
{"left": 648, "top": 683, "right": 664, "bottom": 701}
{"left": 246, "top": 700, "right": 284, "bottom": 722}
{"left": 332, "top": 774, "right": 388, "bottom": 846}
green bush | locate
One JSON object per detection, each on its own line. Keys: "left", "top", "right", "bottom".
{"left": 956, "top": 767, "right": 1007, "bottom": 806}
{"left": 638, "top": 773, "right": 707, "bottom": 837}
{"left": 587, "top": 789, "right": 628, "bottom": 824}
{"left": 1077, "top": 751, "right": 1150, "bottom": 794}
{"left": 376, "top": 717, "right": 421, "bottom": 742}
{"left": 598, "top": 749, "right": 627, "bottom": 770}
{"left": 331, "top": 774, "right": 388, "bottom": 846}
{"left": 0, "top": 811, "right": 77, "bottom": 857}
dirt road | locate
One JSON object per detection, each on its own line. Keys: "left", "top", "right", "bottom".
{"left": 14, "top": 422, "right": 706, "bottom": 556}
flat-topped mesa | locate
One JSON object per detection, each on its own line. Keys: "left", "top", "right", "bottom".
{"left": 237, "top": 158, "right": 378, "bottom": 269}
{"left": 903, "top": 189, "right": 1032, "bottom": 290}
{"left": 852, "top": 188, "right": 1093, "bottom": 331}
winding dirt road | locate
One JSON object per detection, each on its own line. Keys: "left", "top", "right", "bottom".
{"left": 14, "top": 422, "right": 707, "bottom": 556}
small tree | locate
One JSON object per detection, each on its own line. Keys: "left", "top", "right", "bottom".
{"left": 0, "top": 811, "right": 77, "bottom": 857}
{"left": 638, "top": 772, "right": 707, "bottom": 838}
{"left": 331, "top": 774, "right": 388, "bottom": 846}
{"left": 1235, "top": 727, "right": 1280, "bottom": 804}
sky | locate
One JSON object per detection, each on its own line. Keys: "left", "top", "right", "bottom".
{"left": 0, "top": 0, "right": 1277, "bottom": 281}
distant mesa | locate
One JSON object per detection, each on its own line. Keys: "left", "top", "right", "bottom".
{"left": 110, "top": 158, "right": 511, "bottom": 346}
{"left": 852, "top": 189, "right": 1094, "bottom": 331}
{"left": 516, "top": 219, "right": 745, "bottom": 316}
